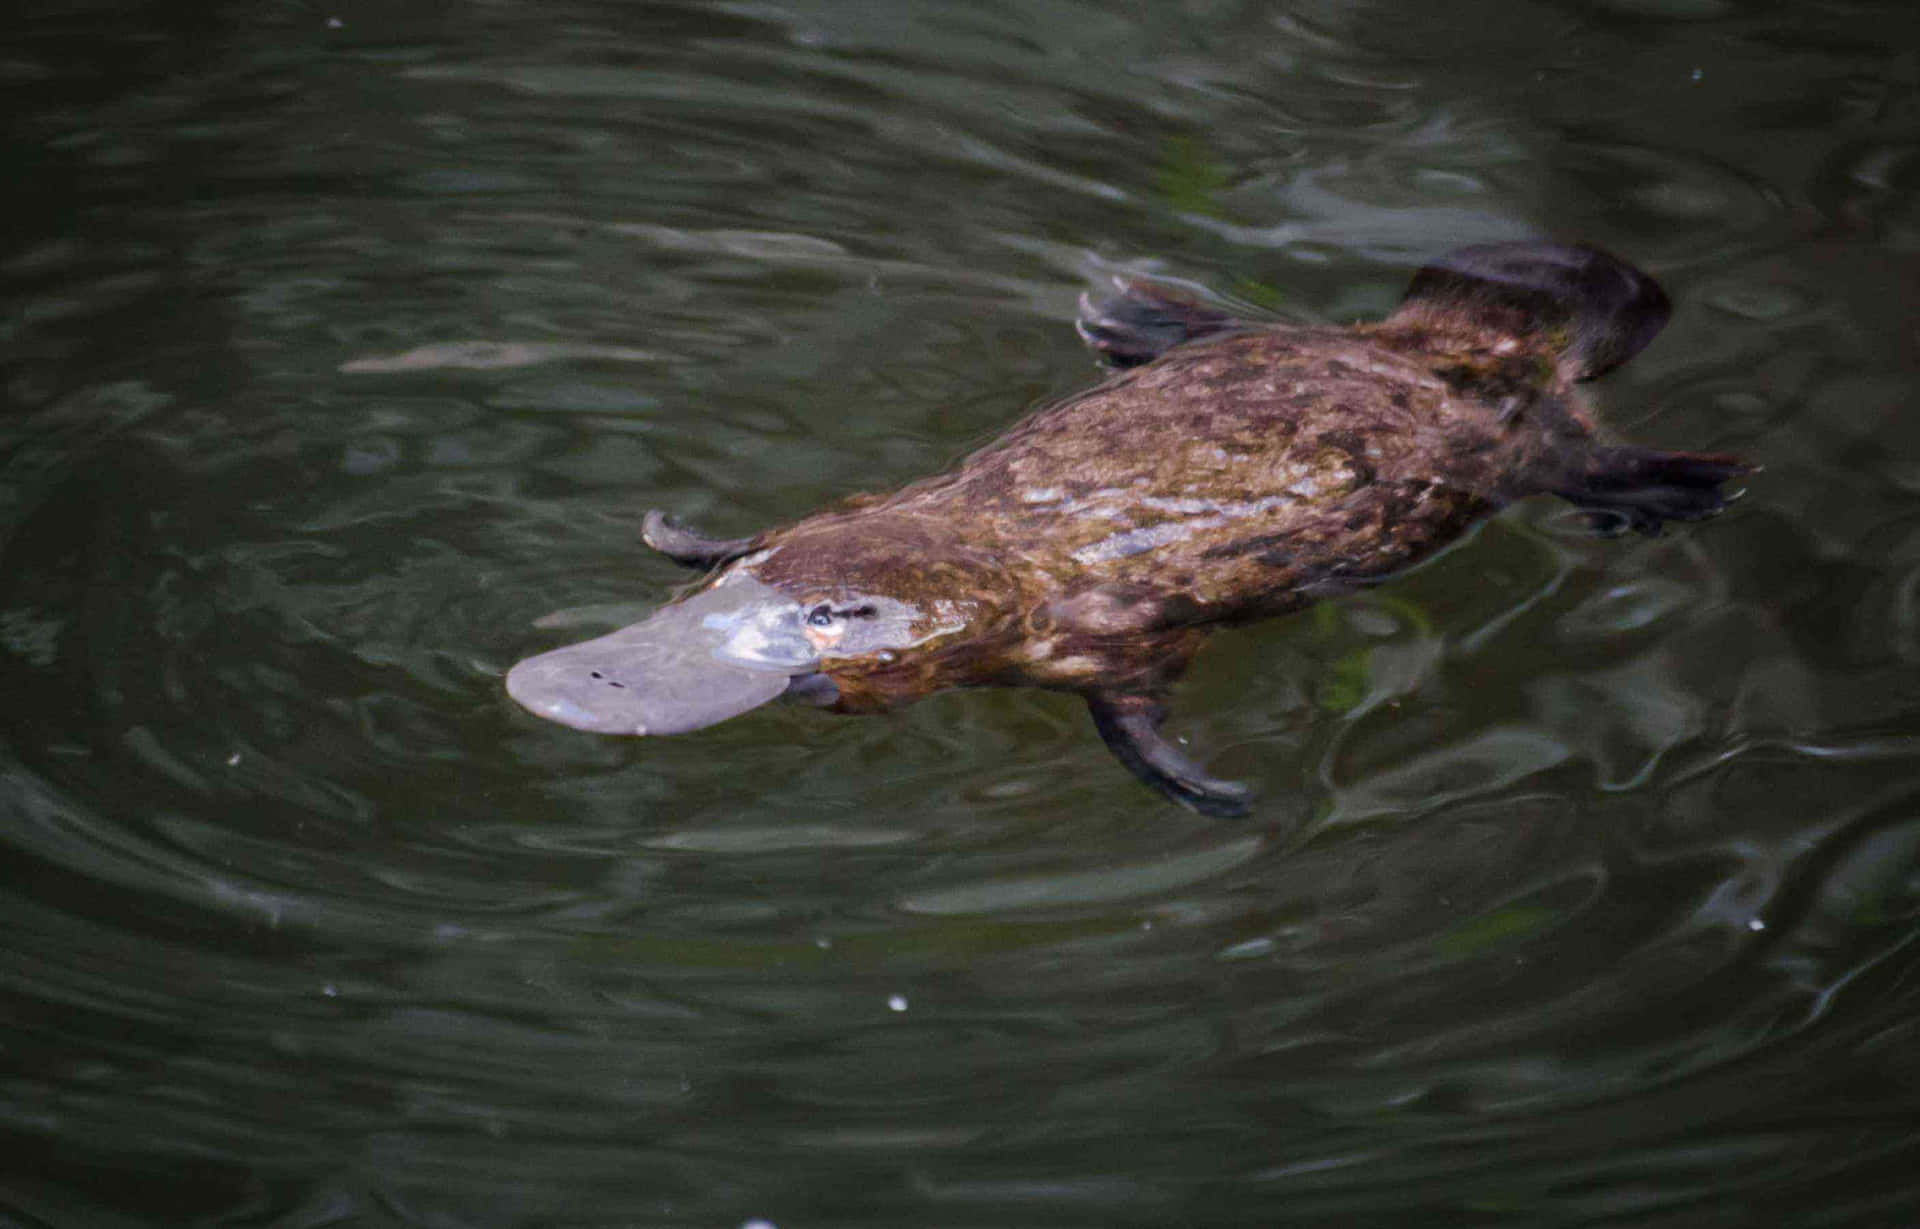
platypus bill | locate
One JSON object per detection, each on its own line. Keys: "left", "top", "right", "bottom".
{"left": 507, "top": 242, "right": 1753, "bottom": 817}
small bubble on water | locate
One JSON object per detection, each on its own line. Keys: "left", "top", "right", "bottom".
{"left": 1748, "top": 918, "right": 1766, "bottom": 931}
{"left": 321, "top": 984, "right": 339, "bottom": 997}
{"left": 326, "top": 16, "right": 344, "bottom": 29}
{"left": 226, "top": 752, "right": 241, "bottom": 767}
{"left": 887, "top": 994, "right": 908, "bottom": 1012}
{"left": 742, "top": 1220, "right": 778, "bottom": 1229}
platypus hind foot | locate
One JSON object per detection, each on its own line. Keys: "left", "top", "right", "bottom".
{"left": 1087, "top": 693, "right": 1251, "bottom": 818}
{"left": 641, "top": 509, "right": 759, "bottom": 569}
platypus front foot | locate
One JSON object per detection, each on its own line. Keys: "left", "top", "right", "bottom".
{"left": 1086, "top": 693, "right": 1251, "bottom": 818}
{"left": 1547, "top": 446, "right": 1757, "bottom": 537}
{"left": 1075, "top": 278, "right": 1249, "bottom": 368}
{"left": 641, "top": 510, "right": 759, "bottom": 569}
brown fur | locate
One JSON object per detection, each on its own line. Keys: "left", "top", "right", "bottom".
{"left": 744, "top": 318, "right": 1602, "bottom": 713}
{"left": 578, "top": 243, "right": 1754, "bottom": 814}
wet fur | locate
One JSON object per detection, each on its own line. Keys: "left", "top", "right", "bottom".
{"left": 635, "top": 243, "right": 1754, "bottom": 814}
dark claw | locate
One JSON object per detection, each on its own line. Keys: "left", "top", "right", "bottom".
{"left": 641, "top": 509, "right": 759, "bottom": 570}
{"left": 1086, "top": 693, "right": 1251, "bottom": 818}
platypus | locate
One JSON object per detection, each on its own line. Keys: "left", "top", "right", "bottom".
{"left": 506, "top": 242, "right": 1752, "bottom": 816}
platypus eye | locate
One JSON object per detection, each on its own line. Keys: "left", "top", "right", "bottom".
{"left": 806, "top": 604, "right": 836, "bottom": 628}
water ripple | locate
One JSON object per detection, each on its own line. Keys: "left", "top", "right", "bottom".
{"left": 4, "top": 0, "right": 1920, "bottom": 1223}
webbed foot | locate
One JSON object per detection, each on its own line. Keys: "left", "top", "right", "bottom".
{"left": 1075, "top": 278, "right": 1249, "bottom": 368}
{"left": 1086, "top": 693, "right": 1251, "bottom": 818}
{"left": 1550, "top": 446, "right": 1757, "bottom": 537}
{"left": 641, "top": 509, "right": 759, "bottom": 569}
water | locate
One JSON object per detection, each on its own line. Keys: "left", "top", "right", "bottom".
{"left": 5, "top": 1, "right": 1920, "bottom": 1224}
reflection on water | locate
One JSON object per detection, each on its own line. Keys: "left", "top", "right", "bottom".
{"left": 5, "top": 0, "right": 1920, "bottom": 1223}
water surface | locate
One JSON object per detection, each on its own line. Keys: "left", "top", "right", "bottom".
{"left": 5, "top": 1, "right": 1920, "bottom": 1225}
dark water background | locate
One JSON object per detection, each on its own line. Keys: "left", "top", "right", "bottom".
{"left": 6, "top": 1, "right": 1920, "bottom": 1225}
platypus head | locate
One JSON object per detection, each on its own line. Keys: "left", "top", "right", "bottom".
{"left": 505, "top": 514, "right": 1010, "bottom": 736}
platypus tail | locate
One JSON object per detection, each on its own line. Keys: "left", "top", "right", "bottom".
{"left": 1548, "top": 445, "right": 1755, "bottom": 536}
{"left": 1389, "top": 241, "right": 1670, "bottom": 381}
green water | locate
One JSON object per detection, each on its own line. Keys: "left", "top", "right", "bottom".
{"left": 4, "top": 1, "right": 1919, "bottom": 1224}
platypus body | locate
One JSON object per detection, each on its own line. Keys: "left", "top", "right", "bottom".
{"left": 507, "top": 242, "right": 1752, "bottom": 815}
